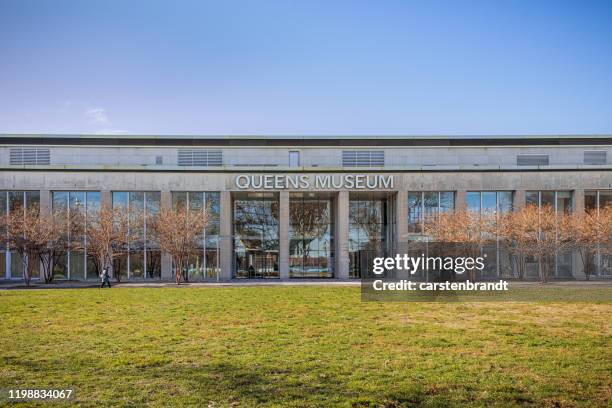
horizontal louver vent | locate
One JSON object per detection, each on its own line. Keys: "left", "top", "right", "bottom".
{"left": 10, "top": 147, "right": 50, "bottom": 165}
{"left": 342, "top": 150, "right": 385, "bottom": 167}
{"left": 517, "top": 154, "right": 549, "bottom": 166}
{"left": 584, "top": 150, "right": 606, "bottom": 165}
{"left": 177, "top": 149, "right": 223, "bottom": 166}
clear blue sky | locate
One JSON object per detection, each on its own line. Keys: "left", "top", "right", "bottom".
{"left": 1, "top": 0, "right": 611, "bottom": 135}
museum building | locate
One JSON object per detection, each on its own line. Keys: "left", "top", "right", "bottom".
{"left": 1, "top": 134, "right": 611, "bottom": 281}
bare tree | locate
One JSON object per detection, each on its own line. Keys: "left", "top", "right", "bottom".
{"left": 75, "top": 204, "right": 132, "bottom": 282}
{"left": 149, "top": 204, "right": 210, "bottom": 284}
{"left": 423, "top": 209, "right": 495, "bottom": 280}
{"left": 570, "top": 205, "right": 612, "bottom": 280}
{"left": 4, "top": 205, "right": 41, "bottom": 286}
{"left": 497, "top": 208, "right": 536, "bottom": 280}
{"left": 509, "top": 205, "right": 573, "bottom": 283}
{"left": 33, "top": 210, "right": 71, "bottom": 283}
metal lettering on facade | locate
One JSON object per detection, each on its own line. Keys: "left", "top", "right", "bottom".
{"left": 234, "top": 174, "right": 394, "bottom": 190}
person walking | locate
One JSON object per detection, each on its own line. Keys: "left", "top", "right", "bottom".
{"left": 100, "top": 268, "right": 111, "bottom": 288}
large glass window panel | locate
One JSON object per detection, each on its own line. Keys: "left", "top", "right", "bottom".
{"left": 234, "top": 192, "right": 279, "bottom": 278}
{"left": 526, "top": 191, "right": 539, "bottom": 206}
{"left": 172, "top": 192, "right": 188, "bottom": 209}
{"left": 541, "top": 191, "right": 555, "bottom": 207}
{"left": 497, "top": 192, "right": 513, "bottom": 213}
{"left": 25, "top": 191, "right": 40, "bottom": 210}
{"left": 9, "top": 191, "right": 23, "bottom": 213}
{"left": 349, "top": 192, "right": 389, "bottom": 278}
{"left": 129, "top": 251, "right": 145, "bottom": 279}
{"left": 112, "top": 191, "right": 162, "bottom": 279}
{"left": 439, "top": 192, "right": 455, "bottom": 213}
{"left": 70, "top": 251, "right": 86, "bottom": 280}
{"left": 601, "top": 190, "right": 612, "bottom": 209}
{"left": 466, "top": 192, "right": 481, "bottom": 212}
{"left": 408, "top": 192, "right": 421, "bottom": 233}
{"left": 481, "top": 192, "right": 497, "bottom": 214}
{"left": 146, "top": 250, "right": 161, "bottom": 279}
{"left": 10, "top": 252, "right": 23, "bottom": 279}
{"left": 0, "top": 252, "right": 5, "bottom": 279}
{"left": 585, "top": 191, "right": 598, "bottom": 211}
{"left": 556, "top": 191, "right": 572, "bottom": 213}
{"left": 289, "top": 193, "right": 334, "bottom": 278}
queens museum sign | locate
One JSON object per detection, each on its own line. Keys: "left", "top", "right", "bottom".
{"left": 235, "top": 174, "right": 394, "bottom": 190}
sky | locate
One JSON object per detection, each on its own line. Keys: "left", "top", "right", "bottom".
{"left": 1, "top": 0, "right": 612, "bottom": 136}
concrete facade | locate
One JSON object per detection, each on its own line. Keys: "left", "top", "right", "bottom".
{"left": 1, "top": 135, "right": 611, "bottom": 281}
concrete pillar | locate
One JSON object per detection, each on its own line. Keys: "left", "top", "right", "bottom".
{"left": 513, "top": 190, "right": 525, "bottom": 211}
{"left": 335, "top": 191, "right": 350, "bottom": 279}
{"left": 219, "top": 191, "right": 233, "bottom": 281}
{"left": 39, "top": 190, "right": 51, "bottom": 216}
{"left": 101, "top": 190, "right": 112, "bottom": 207}
{"left": 573, "top": 189, "right": 585, "bottom": 214}
{"left": 394, "top": 191, "right": 409, "bottom": 279}
{"left": 160, "top": 191, "right": 173, "bottom": 279}
{"left": 279, "top": 191, "right": 290, "bottom": 279}
{"left": 395, "top": 191, "right": 408, "bottom": 248}
{"left": 455, "top": 190, "right": 467, "bottom": 211}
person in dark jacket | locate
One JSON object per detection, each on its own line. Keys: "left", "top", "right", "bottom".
{"left": 100, "top": 268, "right": 111, "bottom": 288}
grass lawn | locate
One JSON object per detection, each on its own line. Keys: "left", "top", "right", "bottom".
{"left": 0, "top": 286, "right": 610, "bottom": 407}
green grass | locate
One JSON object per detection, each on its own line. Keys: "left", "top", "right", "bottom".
{"left": 0, "top": 287, "right": 610, "bottom": 407}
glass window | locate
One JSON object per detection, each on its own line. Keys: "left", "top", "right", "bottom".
{"left": 408, "top": 192, "right": 455, "bottom": 234}
{"left": 289, "top": 193, "right": 334, "bottom": 278}
{"left": 170, "top": 191, "right": 220, "bottom": 280}
{"left": 234, "top": 192, "right": 279, "bottom": 278}
{"left": 289, "top": 151, "right": 300, "bottom": 167}
{"left": 349, "top": 192, "right": 391, "bottom": 278}
{"left": 526, "top": 191, "right": 572, "bottom": 213}
{"left": 112, "top": 191, "right": 162, "bottom": 280}
{"left": 601, "top": 190, "right": 612, "bottom": 209}
{"left": 585, "top": 190, "right": 598, "bottom": 211}
{"left": 2, "top": 191, "right": 40, "bottom": 279}
{"left": 466, "top": 192, "right": 481, "bottom": 213}
{"left": 52, "top": 191, "right": 101, "bottom": 280}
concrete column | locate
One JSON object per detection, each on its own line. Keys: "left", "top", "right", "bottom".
{"left": 160, "top": 191, "right": 173, "bottom": 279}
{"left": 573, "top": 189, "right": 585, "bottom": 214}
{"left": 455, "top": 190, "right": 467, "bottom": 211}
{"left": 279, "top": 191, "right": 290, "bottom": 279}
{"left": 394, "top": 191, "right": 409, "bottom": 279}
{"left": 219, "top": 191, "right": 233, "bottom": 281}
{"left": 335, "top": 191, "right": 350, "bottom": 279}
{"left": 101, "top": 190, "right": 112, "bottom": 207}
{"left": 513, "top": 190, "right": 525, "bottom": 211}
{"left": 39, "top": 190, "right": 51, "bottom": 216}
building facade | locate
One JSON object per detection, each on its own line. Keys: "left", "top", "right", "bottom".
{"left": 1, "top": 134, "right": 611, "bottom": 281}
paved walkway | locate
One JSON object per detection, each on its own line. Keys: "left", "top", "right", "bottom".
{"left": 1, "top": 279, "right": 611, "bottom": 290}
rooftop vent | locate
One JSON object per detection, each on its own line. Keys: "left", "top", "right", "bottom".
{"left": 178, "top": 149, "right": 223, "bottom": 166}
{"left": 517, "top": 154, "right": 549, "bottom": 166}
{"left": 584, "top": 150, "right": 606, "bottom": 165}
{"left": 342, "top": 150, "right": 385, "bottom": 167}
{"left": 10, "top": 147, "right": 50, "bottom": 165}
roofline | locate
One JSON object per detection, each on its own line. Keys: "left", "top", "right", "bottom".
{"left": 1, "top": 133, "right": 611, "bottom": 147}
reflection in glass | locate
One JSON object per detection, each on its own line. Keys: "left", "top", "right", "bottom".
{"left": 408, "top": 192, "right": 455, "bottom": 234}
{"left": 170, "top": 192, "right": 220, "bottom": 280}
{"left": 52, "top": 191, "right": 101, "bottom": 279}
{"left": 1, "top": 191, "right": 41, "bottom": 279}
{"left": 289, "top": 193, "right": 334, "bottom": 278}
{"left": 349, "top": 192, "right": 392, "bottom": 278}
{"left": 234, "top": 192, "right": 279, "bottom": 278}
{"left": 112, "top": 191, "right": 162, "bottom": 280}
